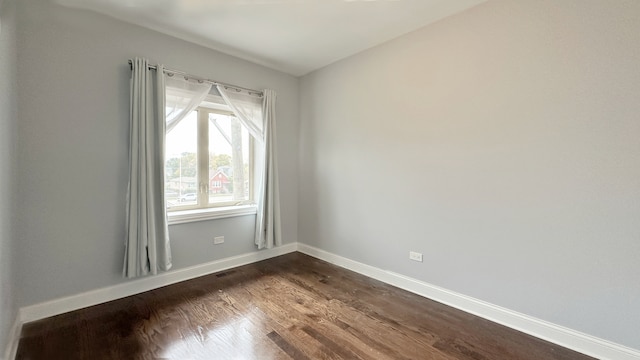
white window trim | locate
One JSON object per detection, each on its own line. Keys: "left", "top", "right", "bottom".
{"left": 168, "top": 205, "right": 257, "bottom": 225}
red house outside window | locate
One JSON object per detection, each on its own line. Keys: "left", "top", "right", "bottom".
{"left": 209, "top": 169, "right": 230, "bottom": 194}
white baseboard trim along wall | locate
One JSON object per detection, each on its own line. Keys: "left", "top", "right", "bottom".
{"left": 19, "top": 243, "right": 298, "bottom": 323}
{"left": 2, "top": 315, "right": 21, "bottom": 360}
{"left": 296, "top": 243, "right": 640, "bottom": 360}
{"left": 5, "top": 242, "right": 640, "bottom": 360}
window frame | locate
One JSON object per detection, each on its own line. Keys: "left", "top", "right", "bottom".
{"left": 165, "top": 106, "right": 255, "bottom": 217}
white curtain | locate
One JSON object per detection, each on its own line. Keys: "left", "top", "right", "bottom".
{"left": 217, "top": 85, "right": 281, "bottom": 249}
{"left": 217, "top": 86, "right": 264, "bottom": 141}
{"left": 165, "top": 76, "right": 212, "bottom": 133}
{"left": 124, "top": 58, "right": 172, "bottom": 278}
{"left": 256, "top": 89, "right": 281, "bottom": 249}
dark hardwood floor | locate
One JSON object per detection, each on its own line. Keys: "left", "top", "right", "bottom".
{"left": 17, "top": 252, "right": 594, "bottom": 360}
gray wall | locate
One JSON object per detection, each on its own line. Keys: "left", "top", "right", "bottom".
{"left": 299, "top": 0, "right": 640, "bottom": 349}
{"left": 0, "top": 0, "right": 17, "bottom": 352}
{"left": 14, "top": 0, "right": 298, "bottom": 306}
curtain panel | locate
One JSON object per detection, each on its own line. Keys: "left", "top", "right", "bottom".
{"left": 124, "top": 58, "right": 172, "bottom": 278}
{"left": 256, "top": 89, "right": 282, "bottom": 249}
{"left": 165, "top": 76, "right": 212, "bottom": 133}
{"left": 216, "top": 86, "right": 281, "bottom": 249}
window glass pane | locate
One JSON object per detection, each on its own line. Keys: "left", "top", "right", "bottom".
{"left": 208, "top": 113, "right": 251, "bottom": 205}
{"left": 165, "top": 111, "right": 198, "bottom": 208}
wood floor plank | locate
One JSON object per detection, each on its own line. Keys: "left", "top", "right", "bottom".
{"left": 262, "top": 273, "right": 455, "bottom": 360}
{"left": 263, "top": 254, "right": 552, "bottom": 360}
{"left": 260, "top": 260, "right": 477, "bottom": 358}
{"left": 16, "top": 252, "right": 595, "bottom": 360}
{"left": 267, "top": 330, "right": 311, "bottom": 360}
{"left": 243, "top": 278, "right": 373, "bottom": 359}
{"left": 212, "top": 267, "right": 332, "bottom": 359}
{"left": 223, "top": 271, "right": 342, "bottom": 359}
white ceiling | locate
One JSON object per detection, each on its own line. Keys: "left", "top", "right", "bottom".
{"left": 55, "top": 0, "right": 486, "bottom": 76}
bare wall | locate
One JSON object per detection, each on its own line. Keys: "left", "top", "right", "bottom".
{"left": 299, "top": 0, "right": 640, "bottom": 349}
{"left": 15, "top": 0, "right": 298, "bottom": 307}
{"left": 0, "top": 0, "right": 17, "bottom": 352}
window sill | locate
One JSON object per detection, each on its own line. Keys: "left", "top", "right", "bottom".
{"left": 168, "top": 205, "right": 257, "bottom": 225}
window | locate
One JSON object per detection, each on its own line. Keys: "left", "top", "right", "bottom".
{"left": 165, "top": 103, "right": 253, "bottom": 212}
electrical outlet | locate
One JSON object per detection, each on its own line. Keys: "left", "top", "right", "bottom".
{"left": 214, "top": 236, "right": 224, "bottom": 245}
{"left": 409, "top": 251, "right": 423, "bottom": 262}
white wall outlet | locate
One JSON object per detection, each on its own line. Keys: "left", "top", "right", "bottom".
{"left": 213, "top": 236, "right": 225, "bottom": 245}
{"left": 409, "top": 251, "right": 423, "bottom": 262}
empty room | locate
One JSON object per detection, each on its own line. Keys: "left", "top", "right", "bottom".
{"left": 1, "top": 0, "right": 639, "bottom": 359}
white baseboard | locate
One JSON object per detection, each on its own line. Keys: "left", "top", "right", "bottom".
{"left": 3, "top": 313, "right": 21, "bottom": 360}
{"left": 297, "top": 243, "right": 640, "bottom": 360}
{"left": 19, "top": 243, "right": 297, "bottom": 324}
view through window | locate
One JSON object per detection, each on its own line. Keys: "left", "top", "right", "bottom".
{"left": 165, "top": 107, "right": 252, "bottom": 211}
